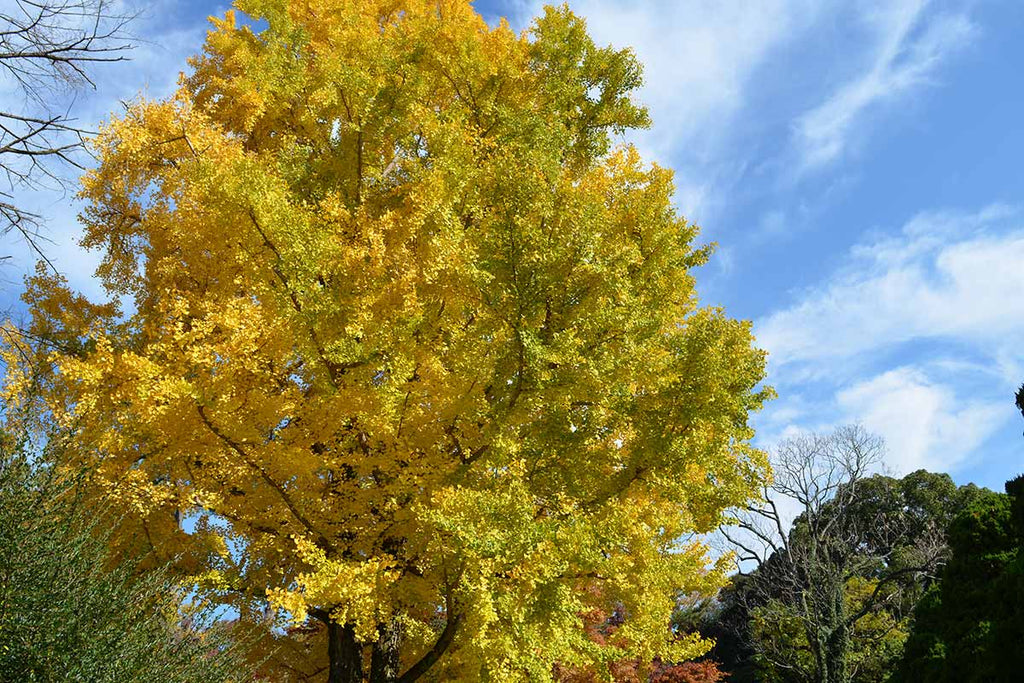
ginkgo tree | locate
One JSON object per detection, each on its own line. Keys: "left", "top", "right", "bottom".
{"left": 2, "top": 1, "right": 773, "bottom": 681}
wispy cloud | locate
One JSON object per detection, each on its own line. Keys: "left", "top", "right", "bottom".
{"left": 755, "top": 204, "right": 1022, "bottom": 476}
{"left": 794, "top": 0, "right": 976, "bottom": 169}
{"left": 836, "top": 367, "right": 1006, "bottom": 473}
{"left": 758, "top": 204, "right": 1024, "bottom": 371}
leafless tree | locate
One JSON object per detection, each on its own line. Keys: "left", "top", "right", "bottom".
{"left": 721, "top": 426, "right": 949, "bottom": 683}
{"left": 1, "top": 0, "right": 134, "bottom": 265}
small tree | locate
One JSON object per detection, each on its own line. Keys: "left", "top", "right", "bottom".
{"left": 0, "top": 425, "right": 253, "bottom": 682}
{"left": 722, "top": 427, "right": 950, "bottom": 683}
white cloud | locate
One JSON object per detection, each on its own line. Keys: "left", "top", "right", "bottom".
{"left": 758, "top": 204, "right": 1024, "bottom": 371}
{"left": 836, "top": 367, "right": 1008, "bottom": 474}
{"left": 755, "top": 204, "right": 1023, "bottom": 477}
{"left": 794, "top": 0, "right": 976, "bottom": 169}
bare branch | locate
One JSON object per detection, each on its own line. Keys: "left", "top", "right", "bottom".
{"left": 0, "top": 0, "right": 135, "bottom": 261}
{"left": 719, "top": 425, "right": 950, "bottom": 681}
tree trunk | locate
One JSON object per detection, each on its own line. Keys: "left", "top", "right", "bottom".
{"left": 812, "top": 627, "right": 828, "bottom": 683}
{"left": 804, "top": 583, "right": 850, "bottom": 683}
{"left": 370, "top": 619, "right": 403, "bottom": 683}
{"left": 821, "top": 582, "right": 849, "bottom": 683}
{"left": 328, "top": 621, "right": 363, "bottom": 683}
{"left": 823, "top": 624, "right": 849, "bottom": 683}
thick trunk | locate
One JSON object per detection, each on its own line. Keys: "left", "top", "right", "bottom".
{"left": 805, "top": 580, "right": 850, "bottom": 683}
{"left": 369, "top": 619, "right": 403, "bottom": 683}
{"left": 823, "top": 624, "right": 849, "bottom": 683}
{"left": 328, "top": 621, "right": 363, "bottom": 683}
{"left": 321, "top": 608, "right": 458, "bottom": 683}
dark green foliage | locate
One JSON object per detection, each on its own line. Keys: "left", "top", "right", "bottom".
{"left": 894, "top": 477, "right": 1024, "bottom": 682}
{"left": 670, "top": 584, "right": 758, "bottom": 683}
{"left": 0, "top": 431, "right": 254, "bottom": 683}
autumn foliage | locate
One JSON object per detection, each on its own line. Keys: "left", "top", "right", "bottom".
{"left": 1, "top": 0, "right": 771, "bottom": 680}
{"left": 553, "top": 603, "right": 728, "bottom": 683}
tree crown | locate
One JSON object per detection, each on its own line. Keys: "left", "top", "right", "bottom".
{"left": 2, "top": 1, "right": 772, "bottom": 679}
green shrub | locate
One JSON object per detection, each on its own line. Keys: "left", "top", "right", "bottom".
{"left": 0, "top": 430, "right": 254, "bottom": 682}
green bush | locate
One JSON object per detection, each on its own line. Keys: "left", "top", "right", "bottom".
{"left": 0, "top": 430, "right": 254, "bottom": 682}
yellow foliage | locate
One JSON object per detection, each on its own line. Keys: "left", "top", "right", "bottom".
{"left": 268, "top": 537, "right": 400, "bottom": 641}
{"left": 3, "top": 0, "right": 772, "bottom": 679}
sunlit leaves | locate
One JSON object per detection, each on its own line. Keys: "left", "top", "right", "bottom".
{"left": 3, "top": 1, "right": 771, "bottom": 679}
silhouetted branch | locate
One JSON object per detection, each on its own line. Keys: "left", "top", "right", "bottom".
{"left": 0, "top": 0, "right": 135, "bottom": 261}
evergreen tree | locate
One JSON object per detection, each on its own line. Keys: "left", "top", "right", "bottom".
{"left": 0, "top": 427, "right": 254, "bottom": 682}
{"left": 893, "top": 476, "right": 1024, "bottom": 682}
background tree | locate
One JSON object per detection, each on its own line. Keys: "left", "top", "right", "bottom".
{"left": 1, "top": 1, "right": 772, "bottom": 681}
{"left": 677, "top": 576, "right": 757, "bottom": 683}
{"left": 722, "top": 427, "right": 962, "bottom": 683}
{"left": 893, "top": 476, "right": 1024, "bottom": 682}
{"left": 0, "top": 0, "right": 134, "bottom": 262}
{"left": 0, "top": 421, "right": 253, "bottom": 682}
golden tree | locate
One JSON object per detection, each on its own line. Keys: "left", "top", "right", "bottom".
{"left": 2, "top": 1, "right": 772, "bottom": 681}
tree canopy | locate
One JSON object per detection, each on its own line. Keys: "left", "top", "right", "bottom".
{"left": 893, "top": 476, "right": 1024, "bottom": 682}
{"left": 1, "top": 1, "right": 771, "bottom": 681}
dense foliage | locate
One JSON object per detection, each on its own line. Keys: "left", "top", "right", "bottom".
{"left": 893, "top": 476, "right": 1024, "bottom": 682}
{"left": 0, "top": 428, "right": 251, "bottom": 682}
{"left": 551, "top": 603, "right": 728, "bottom": 683}
{"left": 0, "top": 1, "right": 771, "bottom": 680}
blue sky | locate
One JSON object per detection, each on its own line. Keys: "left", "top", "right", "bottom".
{"left": 3, "top": 0, "right": 1022, "bottom": 490}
